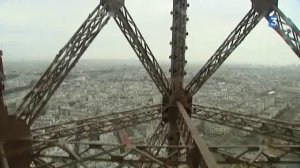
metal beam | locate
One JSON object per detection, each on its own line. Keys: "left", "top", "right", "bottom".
{"left": 192, "top": 104, "right": 300, "bottom": 143}
{"left": 8, "top": 138, "right": 300, "bottom": 167}
{"left": 185, "top": 8, "right": 265, "bottom": 96}
{"left": 114, "top": 5, "right": 171, "bottom": 96}
{"left": 268, "top": 6, "right": 300, "bottom": 58}
{"left": 177, "top": 102, "right": 219, "bottom": 168}
{"left": 170, "top": 0, "right": 188, "bottom": 91}
{"left": 32, "top": 141, "right": 187, "bottom": 168}
{"left": 137, "top": 120, "right": 168, "bottom": 168}
{"left": 13, "top": 2, "right": 111, "bottom": 126}
{"left": 210, "top": 145, "right": 300, "bottom": 166}
{"left": 32, "top": 105, "right": 163, "bottom": 140}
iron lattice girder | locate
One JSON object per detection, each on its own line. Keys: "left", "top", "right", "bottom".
{"left": 177, "top": 102, "right": 219, "bottom": 168}
{"left": 170, "top": 0, "right": 188, "bottom": 89}
{"left": 29, "top": 140, "right": 300, "bottom": 167}
{"left": 137, "top": 121, "right": 168, "bottom": 168}
{"left": 31, "top": 141, "right": 189, "bottom": 168}
{"left": 8, "top": 140, "right": 299, "bottom": 167}
{"left": 113, "top": 5, "right": 171, "bottom": 96}
{"left": 32, "top": 105, "right": 163, "bottom": 140}
{"left": 185, "top": 8, "right": 265, "bottom": 95}
{"left": 270, "top": 6, "right": 300, "bottom": 58}
{"left": 13, "top": 2, "right": 111, "bottom": 126}
{"left": 210, "top": 145, "right": 300, "bottom": 167}
{"left": 192, "top": 104, "right": 300, "bottom": 143}
{"left": 4, "top": 137, "right": 300, "bottom": 168}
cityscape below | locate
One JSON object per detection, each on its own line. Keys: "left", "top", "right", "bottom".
{"left": 4, "top": 59, "right": 300, "bottom": 168}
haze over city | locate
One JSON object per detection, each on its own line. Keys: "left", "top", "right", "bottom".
{"left": 0, "top": 0, "right": 299, "bottom": 65}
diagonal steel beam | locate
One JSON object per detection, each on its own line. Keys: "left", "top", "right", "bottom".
{"left": 13, "top": 2, "right": 111, "bottom": 126}
{"left": 268, "top": 6, "right": 300, "bottom": 58}
{"left": 192, "top": 104, "right": 300, "bottom": 143}
{"left": 114, "top": 5, "right": 171, "bottom": 96}
{"left": 32, "top": 105, "right": 163, "bottom": 141}
{"left": 185, "top": 8, "right": 265, "bottom": 96}
{"left": 177, "top": 102, "right": 219, "bottom": 168}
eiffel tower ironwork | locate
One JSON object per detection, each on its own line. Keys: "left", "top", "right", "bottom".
{"left": 0, "top": 0, "right": 299, "bottom": 167}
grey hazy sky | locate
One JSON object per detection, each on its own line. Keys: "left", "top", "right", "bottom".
{"left": 0, "top": 0, "right": 299, "bottom": 65}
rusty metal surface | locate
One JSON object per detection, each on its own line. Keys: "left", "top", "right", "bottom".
{"left": 192, "top": 104, "right": 300, "bottom": 143}
{"left": 13, "top": 2, "right": 111, "bottom": 126}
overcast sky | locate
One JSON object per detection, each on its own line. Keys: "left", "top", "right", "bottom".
{"left": 0, "top": 0, "right": 299, "bottom": 65}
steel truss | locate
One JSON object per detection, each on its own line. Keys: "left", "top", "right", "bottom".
{"left": 14, "top": 3, "right": 111, "bottom": 126}
{"left": 114, "top": 5, "right": 171, "bottom": 97}
{"left": 211, "top": 145, "right": 300, "bottom": 167}
{"left": 192, "top": 104, "right": 300, "bottom": 143}
{"left": 270, "top": 7, "right": 300, "bottom": 58}
{"left": 185, "top": 8, "right": 265, "bottom": 95}
{"left": 5, "top": 139, "right": 300, "bottom": 168}
{"left": 185, "top": 1, "right": 300, "bottom": 96}
{"left": 32, "top": 105, "right": 163, "bottom": 141}
{"left": 1, "top": 0, "right": 300, "bottom": 167}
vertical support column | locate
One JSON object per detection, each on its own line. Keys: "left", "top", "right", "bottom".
{"left": 170, "top": 0, "right": 188, "bottom": 91}
{"left": 167, "top": 0, "right": 189, "bottom": 167}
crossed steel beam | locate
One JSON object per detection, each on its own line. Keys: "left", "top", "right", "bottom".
{"left": 28, "top": 104, "right": 300, "bottom": 146}
{"left": 13, "top": 2, "right": 171, "bottom": 127}
{"left": 27, "top": 103, "right": 299, "bottom": 167}
{"left": 1, "top": 0, "right": 299, "bottom": 167}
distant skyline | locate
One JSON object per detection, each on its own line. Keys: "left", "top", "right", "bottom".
{"left": 0, "top": 0, "right": 299, "bottom": 65}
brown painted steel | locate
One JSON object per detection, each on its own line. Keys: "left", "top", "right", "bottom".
{"left": 185, "top": 8, "right": 266, "bottom": 96}
{"left": 177, "top": 102, "right": 219, "bottom": 168}
{"left": 13, "top": 2, "right": 111, "bottom": 126}
{"left": 1, "top": 0, "right": 300, "bottom": 167}
{"left": 32, "top": 105, "right": 162, "bottom": 140}
{"left": 114, "top": 5, "right": 171, "bottom": 97}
